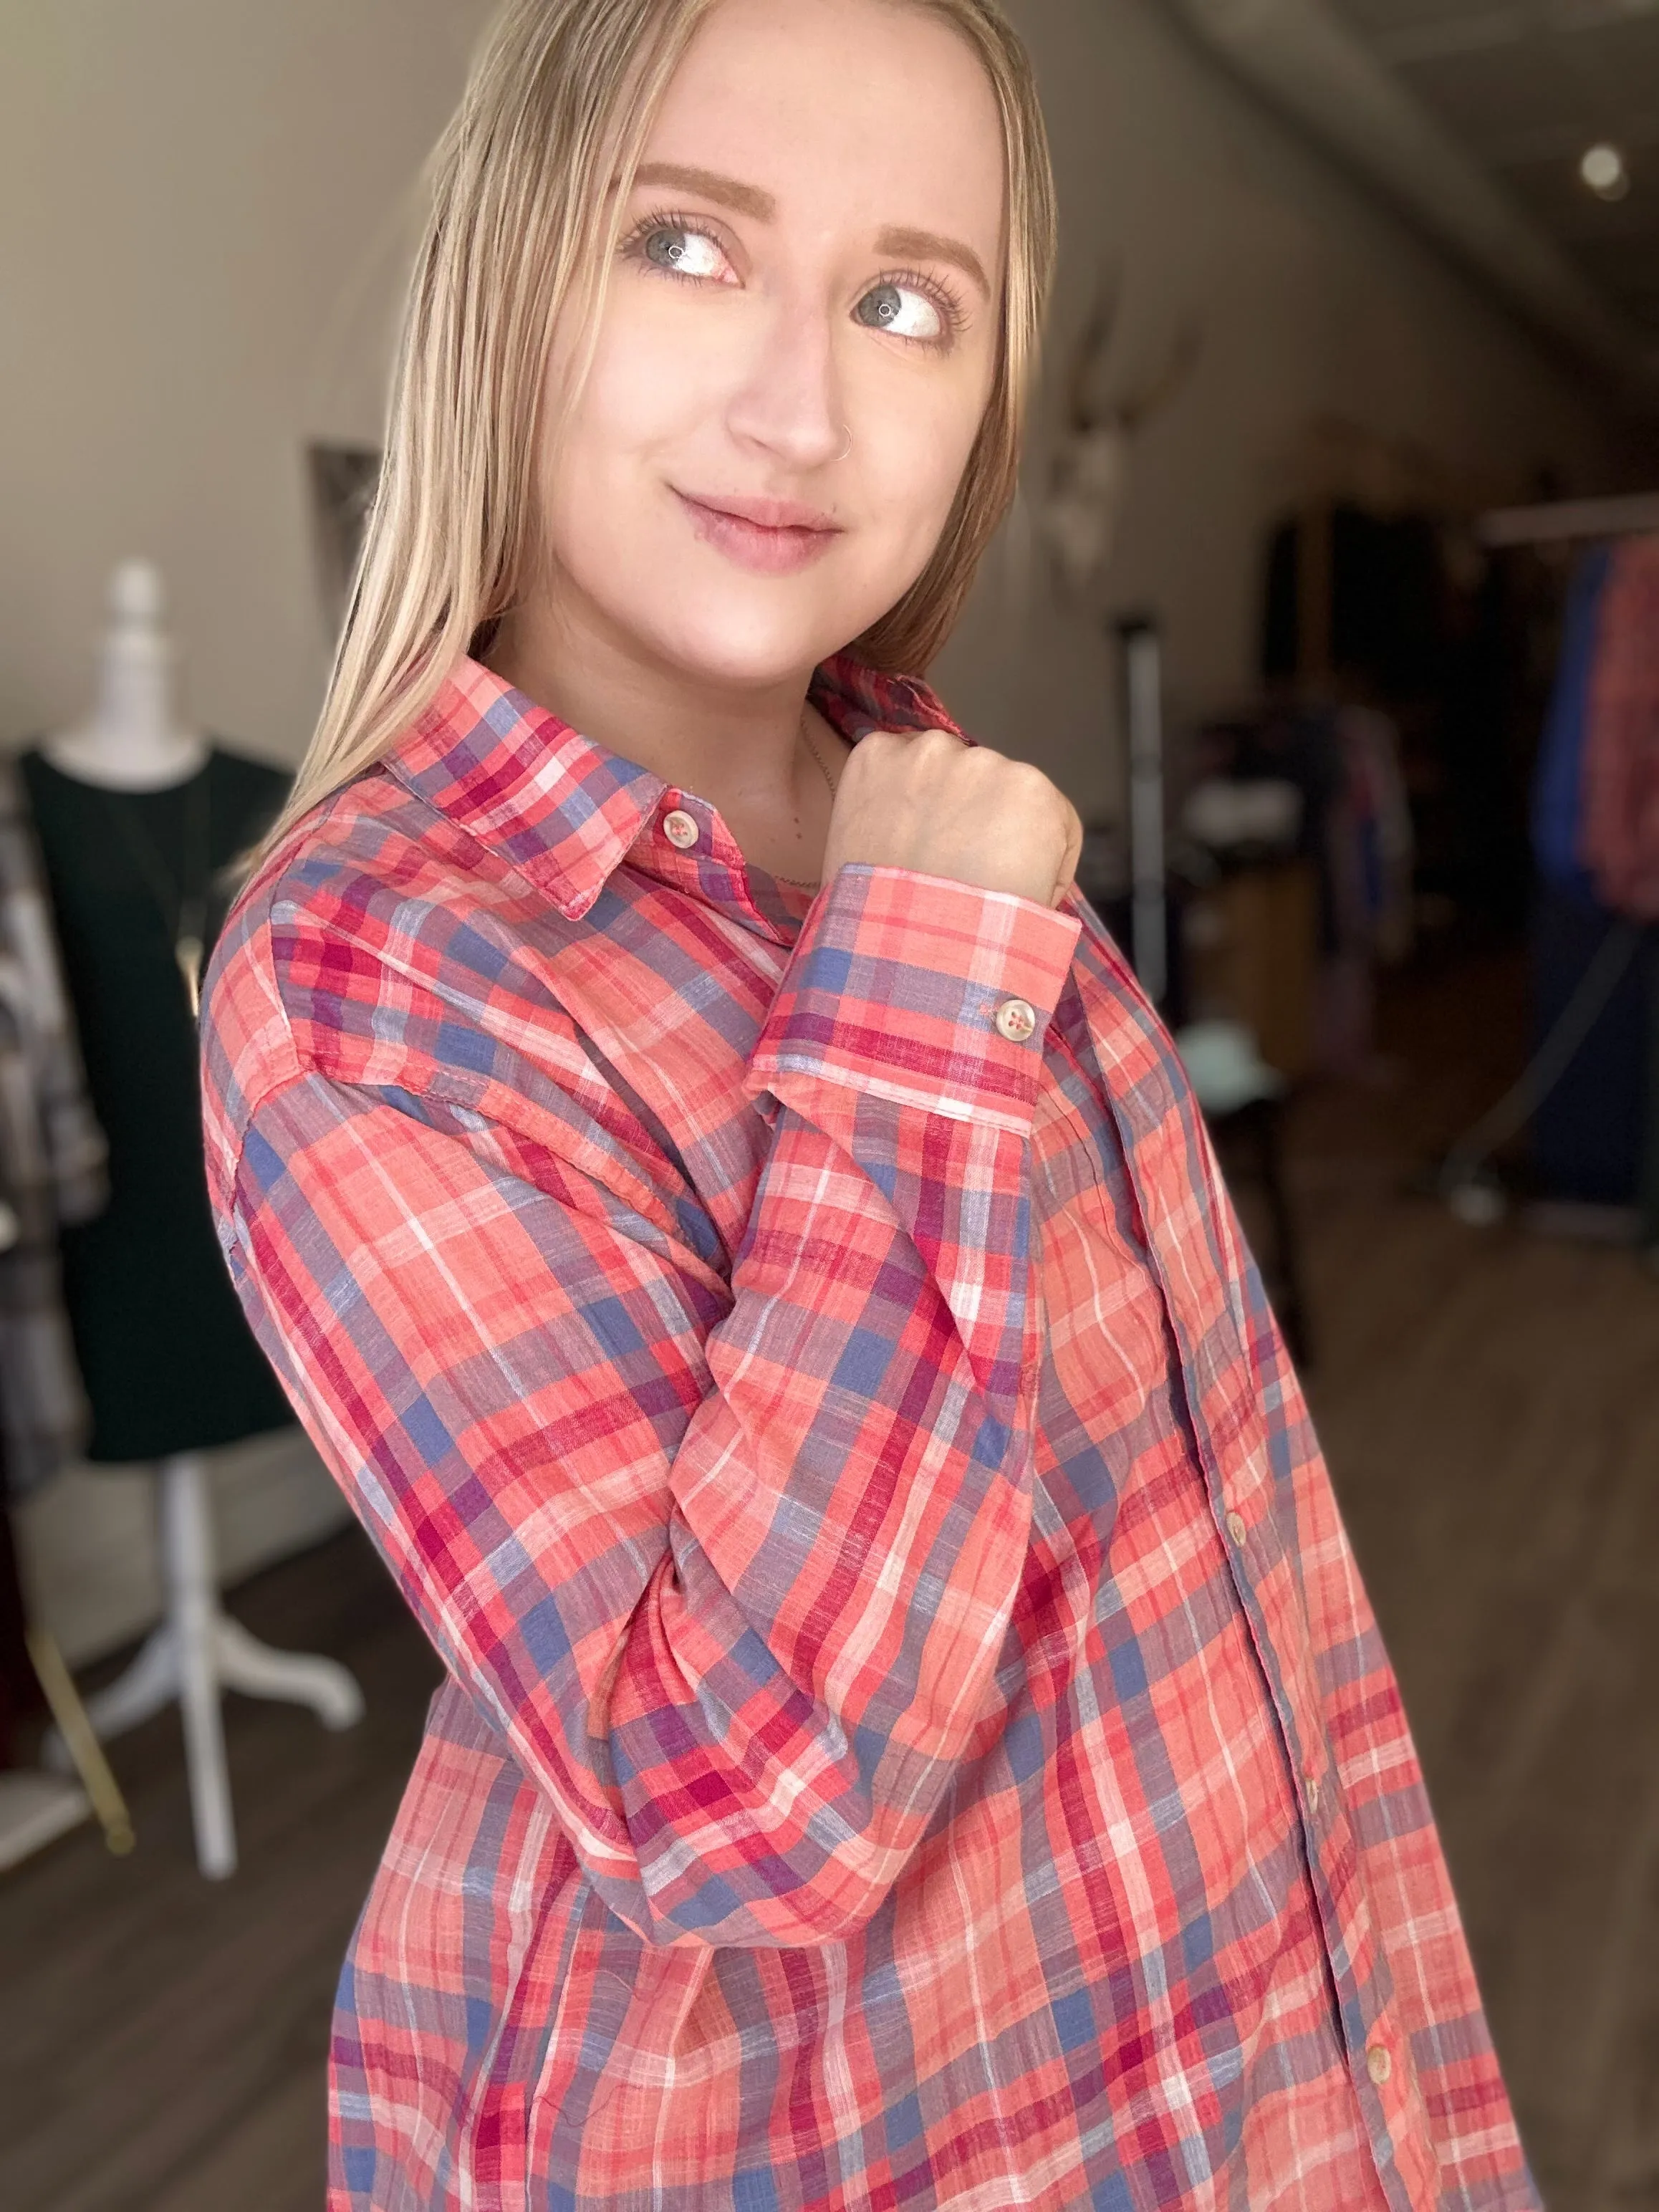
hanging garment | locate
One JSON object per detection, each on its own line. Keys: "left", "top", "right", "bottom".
{"left": 1530, "top": 880, "right": 1650, "bottom": 1205}
{"left": 1528, "top": 545, "right": 1651, "bottom": 1208}
{"left": 1314, "top": 705, "right": 1415, "bottom": 1076}
{"left": 1193, "top": 705, "right": 1345, "bottom": 948}
{"left": 204, "top": 653, "right": 1534, "bottom": 2212}
{"left": 1332, "top": 704, "right": 1413, "bottom": 958}
{"left": 1189, "top": 706, "right": 1409, "bottom": 1075}
{"left": 1531, "top": 542, "right": 1612, "bottom": 896}
{"left": 0, "top": 757, "right": 108, "bottom": 1499}
{"left": 0, "top": 1495, "right": 39, "bottom": 1764}
{"left": 1261, "top": 504, "right": 1446, "bottom": 698}
{"left": 1579, "top": 534, "right": 1659, "bottom": 920}
{"left": 19, "top": 746, "right": 293, "bottom": 1463}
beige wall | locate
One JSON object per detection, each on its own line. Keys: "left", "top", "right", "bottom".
{"left": 0, "top": 0, "right": 1635, "bottom": 809}
{"left": 0, "top": 0, "right": 496, "bottom": 768}
{"left": 935, "top": 0, "right": 1638, "bottom": 818}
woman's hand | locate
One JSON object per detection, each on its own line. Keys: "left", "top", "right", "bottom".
{"left": 822, "top": 728, "right": 1083, "bottom": 910}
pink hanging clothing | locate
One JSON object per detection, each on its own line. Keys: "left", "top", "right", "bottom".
{"left": 1580, "top": 533, "right": 1659, "bottom": 920}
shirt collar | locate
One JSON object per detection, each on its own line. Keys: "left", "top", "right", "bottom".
{"left": 385, "top": 650, "right": 964, "bottom": 921}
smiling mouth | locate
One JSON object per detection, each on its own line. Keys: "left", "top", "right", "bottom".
{"left": 674, "top": 489, "right": 843, "bottom": 576}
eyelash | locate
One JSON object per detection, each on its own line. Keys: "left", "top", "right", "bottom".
{"left": 618, "top": 207, "right": 716, "bottom": 284}
{"left": 878, "top": 264, "right": 968, "bottom": 346}
{"left": 618, "top": 206, "right": 968, "bottom": 347}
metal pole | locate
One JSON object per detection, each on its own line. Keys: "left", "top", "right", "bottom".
{"left": 1117, "top": 615, "right": 1167, "bottom": 1007}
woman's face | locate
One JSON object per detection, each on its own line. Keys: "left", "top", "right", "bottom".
{"left": 534, "top": 0, "right": 1006, "bottom": 691}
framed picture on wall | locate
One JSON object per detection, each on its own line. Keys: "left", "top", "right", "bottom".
{"left": 305, "top": 441, "right": 382, "bottom": 638}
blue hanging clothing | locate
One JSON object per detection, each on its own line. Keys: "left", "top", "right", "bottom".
{"left": 1532, "top": 542, "right": 1612, "bottom": 893}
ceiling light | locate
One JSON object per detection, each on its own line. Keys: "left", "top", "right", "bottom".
{"left": 1579, "top": 143, "right": 1630, "bottom": 200}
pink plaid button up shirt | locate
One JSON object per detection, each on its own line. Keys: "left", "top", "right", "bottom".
{"left": 201, "top": 652, "right": 1534, "bottom": 2212}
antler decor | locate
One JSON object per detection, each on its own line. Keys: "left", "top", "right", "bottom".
{"left": 1037, "top": 272, "right": 1201, "bottom": 607}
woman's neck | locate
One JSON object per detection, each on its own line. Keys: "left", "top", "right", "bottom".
{"left": 483, "top": 595, "right": 848, "bottom": 884}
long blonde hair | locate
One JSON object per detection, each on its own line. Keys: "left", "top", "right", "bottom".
{"left": 262, "top": 0, "right": 1057, "bottom": 857}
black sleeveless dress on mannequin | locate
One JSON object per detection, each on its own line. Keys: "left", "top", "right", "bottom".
{"left": 18, "top": 746, "right": 294, "bottom": 1463}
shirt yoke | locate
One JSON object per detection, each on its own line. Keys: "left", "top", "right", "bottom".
{"left": 203, "top": 767, "right": 685, "bottom": 1244}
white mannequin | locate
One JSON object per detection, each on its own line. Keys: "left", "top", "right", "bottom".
{"left": 41, "top": 559, "right": 364, "bottom": 1880}
{"left": 44, "top": 560, "right": 210, "bottom": 790}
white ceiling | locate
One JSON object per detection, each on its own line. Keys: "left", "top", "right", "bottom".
{"left": 1327, "top": 0, "right": 1659, "bottom": 331}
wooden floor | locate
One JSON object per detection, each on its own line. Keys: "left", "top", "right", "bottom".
{"left": 4, "top": 946, "right": 1658, "bottom": 2211}
{"left": 0, "top": 1536, "right": 441, "bottom": 2212}
{"left": 1279, "top": 956, "right": 1659, "bottom": 2212}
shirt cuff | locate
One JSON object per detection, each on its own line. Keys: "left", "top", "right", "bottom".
{"left": 746, "top": 865, "right": 1082, "bottom": 1133}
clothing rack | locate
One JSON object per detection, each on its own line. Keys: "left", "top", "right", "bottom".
{"left": 1441, "top": 491, "right": 1659, "bottom": 1243}
{"left": 1476, "top": 489, "right": 1659, "bottom": 549}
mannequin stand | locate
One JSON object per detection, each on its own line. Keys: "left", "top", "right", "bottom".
{"left": 45, "top": 1452, "right": 364, "bottom": 1877}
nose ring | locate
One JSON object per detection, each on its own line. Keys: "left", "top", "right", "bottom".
{"left": 836, "top": 423, "right": 852, "bottom": 461}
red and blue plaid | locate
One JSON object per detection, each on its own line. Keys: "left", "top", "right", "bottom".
{"left": 202, "top": 653, "right": 1534, "bottom": 2211}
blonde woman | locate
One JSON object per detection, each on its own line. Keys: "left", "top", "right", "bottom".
{"left": 201, "top": 1, "right": 1535, "bottom": 2206}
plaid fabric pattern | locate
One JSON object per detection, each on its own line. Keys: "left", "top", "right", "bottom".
{"left": 0, "top": 754, "right": 107, "bottom": 1497}
{"left": 201, "top": 653, "right": 1534, "bottom": 2212}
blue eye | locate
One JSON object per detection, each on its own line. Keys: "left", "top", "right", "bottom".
{"left": 855, "top": 281, "right": 946, "bottom": 342}
{"left": 638, "top": 223, "right": 728, "bottom": 280}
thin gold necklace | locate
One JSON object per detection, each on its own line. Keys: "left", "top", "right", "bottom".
{"left": 772, "top": 711, "right": 840, "bottom": 890}
{"left": 95, "top": 770, "right": 213, "bottom": 1018}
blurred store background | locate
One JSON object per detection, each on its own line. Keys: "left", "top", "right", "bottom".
{"left": 2, "top": 2, "right": 1659, "bottom": 2208}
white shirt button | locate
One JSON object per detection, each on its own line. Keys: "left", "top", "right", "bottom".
{"left": 662, "top": 808, "right": 699, "bottom": 850}
{"left": 1226, "top": 1510, "right": 1249, "bottom": 1547}
{"left": 1304, "top": 1770, "right": 1320, "bottom": 1812}
{"left": 1366, "top": 2043, "right": 1393, "bottom": 2085}
{"left": 994, "top": 996, "right": 1038, "bottom": 1044}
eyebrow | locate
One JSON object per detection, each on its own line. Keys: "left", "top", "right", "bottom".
{"left": 632, "top": 162, "right": 775, "bottom": 221}
{"left": 630, "top": 163, "right": 992, "bottom": 297}
{"left": 874, "top": 225, "right": 990, "bottom": 297}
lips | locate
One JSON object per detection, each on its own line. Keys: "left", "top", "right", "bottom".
{"left": 674, "top": 489, "right": 842, "bottom": 577}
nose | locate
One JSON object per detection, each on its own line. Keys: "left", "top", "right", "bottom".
{"left": 723, "top": 286, "right": 847, "bottom": 473}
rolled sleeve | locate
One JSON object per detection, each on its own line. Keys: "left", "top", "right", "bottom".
{"left": 746, "top": 865, "right": 1082, "bottom": 1133}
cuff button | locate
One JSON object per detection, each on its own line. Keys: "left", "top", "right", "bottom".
{"left": 994, "top": 996, "right": 1038, "bottom": 1043}
{"left": 663, "top": 808, "right": 700, "bottom": 850}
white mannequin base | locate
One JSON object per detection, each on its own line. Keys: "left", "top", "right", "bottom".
{"left": 0, "top": 1770, "right": 92, "bottom": 1872}
{"left": 44, "top": 1451, "right": 364, "bottom": 1879}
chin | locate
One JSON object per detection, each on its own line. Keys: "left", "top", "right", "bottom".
{"left": 623, "top": 572, "right": 880, "bottom": 692}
